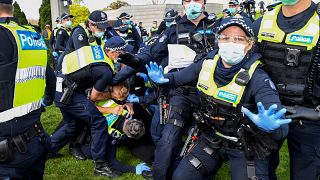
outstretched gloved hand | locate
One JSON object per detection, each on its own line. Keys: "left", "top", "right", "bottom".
{"left": 241, "top": 102, "right": 292, "bottom": 132}
{"left": 136, "top": 163, "right": 151, "bottom": 175}
{"left": 145, "top": 62, "right": 169, "bottom": 84}
{"left": 127, "top": 94, "right": 140, "bottom": 103}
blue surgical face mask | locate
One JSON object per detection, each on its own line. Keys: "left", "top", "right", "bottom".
{"left": 281, "top": 0, "right": 299, "bottom": 5}
{"left": 126, "top": 20, "right": 132, "bottom": 25}
{"left": 218, "top": 42, "right": 247, "bottom": 66}
{"left": 185, "top": 1, "right": 203, "bottom": 20}
{"left": 228, "top": 8, "right": 236, "bottom": 15}
{"left": 65, "top": 20, "right": 72, "bottom": 28}
{"left": 165, "top": 21, "right": 174, "bottom": 27}
{"left": 94, "top": 31, "right": 105, "bottom": 38}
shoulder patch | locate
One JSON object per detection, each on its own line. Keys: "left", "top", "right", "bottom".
{"left": 159, "top": 34, "right": 167, "bottom": 43}
{"left": 78, "top": 34, "right": 84, "bottom": 41}
{"left": 264, "top": 78, "right": 277, "bottom": 91}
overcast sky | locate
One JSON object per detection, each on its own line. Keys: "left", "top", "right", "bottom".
{"left": 15, "top": 0, "right": 320, "bottom": 20}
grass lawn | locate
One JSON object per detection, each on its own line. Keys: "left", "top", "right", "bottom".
{"left": 41, "top": 106, "right": 290, "bottom": 180}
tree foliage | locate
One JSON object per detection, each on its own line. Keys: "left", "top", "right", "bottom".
{"left": 107, "top": 0, "right": 130, "bottom": 10}
{"left": 13, "top": 1, "right": 28, "bottom": 25}
{"left": 70, "top": 4, "right": 90, "bottom": 27}
{"left": 38, "top": 0, "right": 52, "bottom": 31}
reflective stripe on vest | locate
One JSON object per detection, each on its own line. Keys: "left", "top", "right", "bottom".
{"left": 97, "top": 99, "right": 128, "bottom": 139}
{"left": 258, "top": 5, "right": 319, "bottom": 50}
{"left": 61, "top": 45, "right": 114, "bottom": 75}
{"left": 0, "top": 22, "right": 47, "bottom": 122}
{"left": 197, "top": 55, "right": 260, "bottom": 107}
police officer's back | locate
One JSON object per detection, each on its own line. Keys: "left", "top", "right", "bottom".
{"left": 0, "top": 0, "right": 55, "bottom": 178}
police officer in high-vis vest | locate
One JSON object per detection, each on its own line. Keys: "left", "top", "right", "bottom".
{"left": 54, "top": 13, "right": 73, "bottom": 54}
{"left": 112, "top": 1, "right": 216, "bottom": 179}
{"left": 146, "top": 16, "right": 292, "bottom": 180}
{"left": 253, "top": 0, "right": 320, "bottom": 179}
{"left": 0, "top": 0, "right": 56, "bottom": 179}
{"left": 50, "top": 36, "right": 132, "bottom": 177}
{"left": 66, "top": 10, "right": 117, "bottom": 53}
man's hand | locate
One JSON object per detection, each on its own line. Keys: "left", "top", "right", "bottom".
{"left": 124, "top": 103, "right": 134, "bottom": 115}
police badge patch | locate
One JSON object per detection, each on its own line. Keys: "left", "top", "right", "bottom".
{"left": 78, "top": 34, "right": 84, "bottom": 41}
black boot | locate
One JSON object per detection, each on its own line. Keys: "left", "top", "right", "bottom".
{"left": 142, "top": 170, "right": 153, "bottom": 179}
{"left": 69, "top": 143, "right": 86, "bottom": 160}
{"left": 94, "top": 161, "right": 122, "bottom": 178}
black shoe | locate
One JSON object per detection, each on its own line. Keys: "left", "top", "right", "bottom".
{"left": 47, "top": 152, "right": 63, "bottom": 159}
{"left": 69, "top": 145, "right": 86, "bottom": 160}
{"left": 94, "top": 161, "right": 122, "bottom": 178}
{"left": 142, "top": 170, "right": 153, "bottom": 179}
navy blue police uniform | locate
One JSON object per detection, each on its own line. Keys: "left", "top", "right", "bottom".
{"left": 0, "top": 7, "right": 56, "bottom": 179}
{"left": 113, "top": 12, "right": 216, "bottom": 180}
{"left": 164, "top": 51, "right": 288, "bottom": 180}
{"left": 253, "top": 2, "right": 320, "bottom": 180}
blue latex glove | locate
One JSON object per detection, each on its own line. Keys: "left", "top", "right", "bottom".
{"left": 137, "top": 72, "right": 149, "bottom": 83}
{"left": 127, "top": 94, "right": 140, "bottom": 103}
{"left": 41, "top": 98, "right": 47, "bottom": 107}
{"left": 145, "top": 62, "right": 169, "bottom": 84}
{"left": 242, "top": 102, "right": 292, "bottom": 132}
{"left": 52, "top": 51, "right": 59, "bottom": 57}
{"left": 136, "top": 163, "right": 151, "bottom": 175}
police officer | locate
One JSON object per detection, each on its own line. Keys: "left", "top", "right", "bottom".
{"left": 54, "top": 13, "right": 73, "bottom": 53}
{"left": 66, "top": 10, "right": 117, "bottom": 53}
{"left": 113, "top": 0, "right": 216, "bottom": 179}
{"left": 253, "top": 0, "right": 320, "bottom": 179}
{"left": 50, "top": 36, "right": 132, "bottom": 177}
{"left": 113, "top": 19, "right": 142, "bottom": 53}
{"left": 150, "top": 21, "right": 158, "bottom": 37}
{"left": 146, "top": 16, "right": 291, "bottom": 180}
{"left": 156, "top": 9, "right": 180, "bottom": 35}
{"left": 0, "top": 0, "right": 56, "bottom": 178}
{"left": 228, "top": 0, "right": 251, "bottom": 19}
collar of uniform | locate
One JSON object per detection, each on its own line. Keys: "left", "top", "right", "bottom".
{"left": 179, "top": 11, "right": 209, "bottom": 24}
{"left": 0, "top": 17, "right": 19, "bottom": 24}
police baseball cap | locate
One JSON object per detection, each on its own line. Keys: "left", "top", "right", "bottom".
{"left": 55, "top": 16, "right": 61, "bottom": 23}
{"left": 164, "top": 9, "right": 178, "bottom": 22}
{"left": 88, "top": 10, "right": 109, "bottom": 29}
{"left": 104, "top": 36, "right": 134, "bottom": 53}
{"left": 113, "top": 20, "right": 129, "bottom": 32}
{"left": 60, "top": 13, "right": 74, "bottom": 19}
{"left": 0, "top": 0, "right": 12, "bottom": 4}
{"left": 229, "top": 0, "right": 239, "bottom": 5}
{"left": 118, "top": 12, "right": 132, "bottom": 19}
{"left": 217, "top": 16, "right": 254, "bottom": 37}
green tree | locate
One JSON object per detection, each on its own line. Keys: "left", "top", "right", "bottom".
{"left": 70, "top": 4, "right": 90, "bottom": 27}
{"left": 107, "top": 0, "right": 130, "bottom": 10}
{"left": 38, "top": 0, "right": 52, "bottom": 31}
{"left": 13, "top": 2, "right": 28, "bottom": 24}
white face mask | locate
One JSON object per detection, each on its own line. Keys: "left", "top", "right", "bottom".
{"left": 218, "top": 42, "right": 247, "bottom": 66}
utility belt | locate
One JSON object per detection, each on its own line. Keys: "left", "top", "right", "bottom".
{"left": 0, "top": 122, "right": 45, "bottom": 162}
{"left": 59, "top": 77, "right": 78, "bottom": 105}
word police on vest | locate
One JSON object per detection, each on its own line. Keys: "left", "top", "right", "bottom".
{"left": 91, "top": 46, "right": 105, "bottom": 60}
{"left": 17, "top": 30, "right": 47, "bottom": 50}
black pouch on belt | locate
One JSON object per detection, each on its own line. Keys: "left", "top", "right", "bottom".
{"left": 12, "top": 135, "right": 27, "bottom": 153}
{"left": 0, "top": 139, "right": 13, "bottom": 162}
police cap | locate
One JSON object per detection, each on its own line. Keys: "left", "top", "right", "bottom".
{"left": 163, "top": 9, "right": 178, "bottom": 22}
{"left": 118, "top": 12, "right": 132, "bottom": 19}
{"left": 113, "top": 20, "right": 129, "bottom": 32}
{"left": 0, "top": 0, "right": 12, "bottom": 4}
{"left": 104, "top": 36, "right": 134, "bottom": 53}
{"left": 88, "top": 10, "right": 109, "bottom": 29}
{"left": 217, "top": 16, "right": 254, "bottom": 37}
